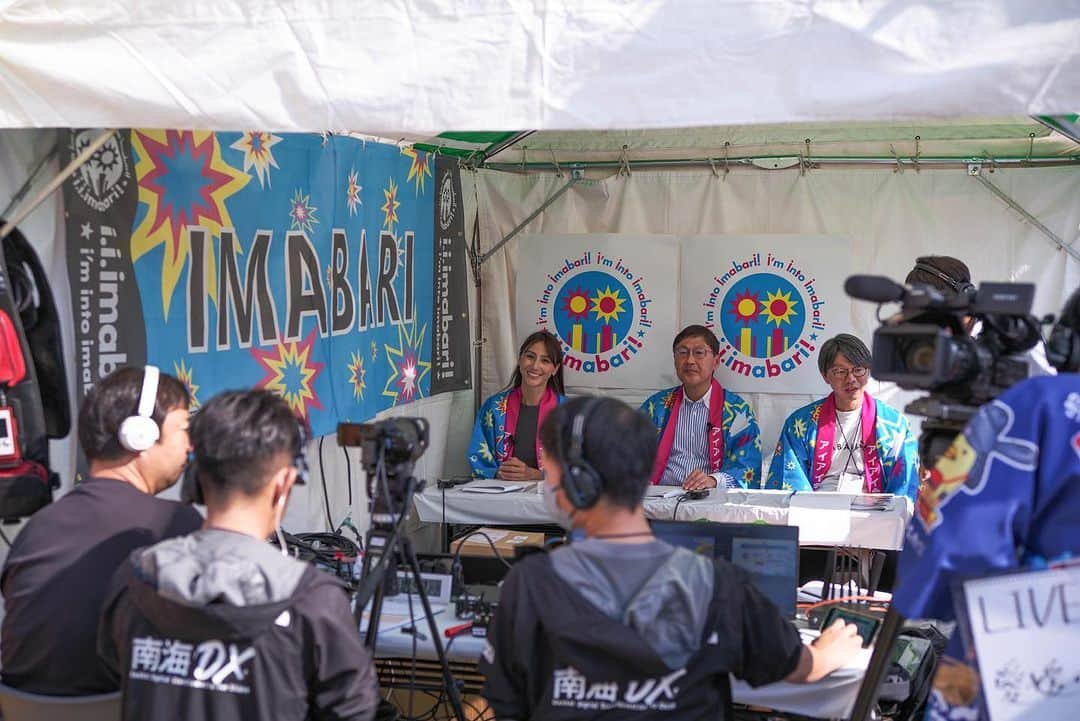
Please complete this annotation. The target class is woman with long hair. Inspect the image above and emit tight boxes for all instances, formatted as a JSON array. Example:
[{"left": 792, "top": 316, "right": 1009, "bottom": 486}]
[{"left": 467, "top": 330, "right": 567, "bottom": 479}]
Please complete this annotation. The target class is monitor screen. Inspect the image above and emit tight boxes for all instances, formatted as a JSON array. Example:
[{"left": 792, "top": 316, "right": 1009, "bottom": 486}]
[{"left": 649, "top": 520, "right": 799, "bottom": 618}]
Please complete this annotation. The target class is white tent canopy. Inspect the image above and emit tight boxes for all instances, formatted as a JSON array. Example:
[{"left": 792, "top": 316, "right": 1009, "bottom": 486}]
[
  {"left": 1, "top": 1, "right": 1078, "bottom": 134},
  {"left": 0, "top": 1, "right": 1078, "bottom": 540}
]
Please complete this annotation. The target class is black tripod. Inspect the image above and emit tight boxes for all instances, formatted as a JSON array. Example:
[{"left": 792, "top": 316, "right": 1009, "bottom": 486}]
[
  {"left": 353, "top": 477, "right": 467, "bottom": 721},
  {"left": 849, "top": 607, "right": 905, "bottom": 720}
]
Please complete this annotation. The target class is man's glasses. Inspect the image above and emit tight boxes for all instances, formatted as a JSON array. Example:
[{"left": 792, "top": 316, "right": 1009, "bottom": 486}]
[
  {"left": 674, "top": 347, "right": 713, "bottom": 360},
  {"left": 828, "top": 366, "right": 869, "bottom": 380}
]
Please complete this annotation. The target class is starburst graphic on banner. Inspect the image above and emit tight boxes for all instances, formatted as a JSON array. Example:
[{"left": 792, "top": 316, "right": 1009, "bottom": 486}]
[
  {"left": 173, "top": 359, "right": 200, "bottom": 409},
  {"left": 401, "top": 147, "right": 433, "bottom": 194},
  {"left": 382, "top": 315, "right": 431, "bottom": 406},
  {"left": 561, "top": 288, "right": 590, "bottom": 320},
  {"left": 729, "top": 288, "right": 762, "bottom": 326},
  {"left": 762, "top": 289, "right": 799, "bottom": 327},
  {"left": 347, "top": 351, "right": 367, "bottom": 400},
  {"left": 229, "top": 131, "right": 282, "bottom": 188},
  {"left": 381, "top": 177, "right": 401, "bottom": 231},
  {"left": 250, "top": 329, "right": 325, "bottom": 420},
  {"left": 288, "top": 188, "right": 319, "bottom": 234},
  {"left": 130, "top": 130, "right": 250, "bottom": 316},
  {"left": 590, "top": 286, "right": 627, "bottom": 324},
  {"left": 346, "top": 168, "right": 363, "bottom": 215}
]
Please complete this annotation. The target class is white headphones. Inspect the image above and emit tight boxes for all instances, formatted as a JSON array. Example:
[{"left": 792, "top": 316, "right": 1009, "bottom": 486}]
[{"left": 117, "top": 365, "right": 161, "bottom": 453}]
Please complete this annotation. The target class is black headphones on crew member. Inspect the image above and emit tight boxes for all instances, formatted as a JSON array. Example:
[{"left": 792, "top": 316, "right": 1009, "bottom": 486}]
[
  {"left": 912, "top": 261, "right": 976, "bottom": 298},
  {"left": 181, "top": 416, "right": 310, "bottom": 505},
  {"left": 558, "top": 397, "right": 604, "bottom": 510}
]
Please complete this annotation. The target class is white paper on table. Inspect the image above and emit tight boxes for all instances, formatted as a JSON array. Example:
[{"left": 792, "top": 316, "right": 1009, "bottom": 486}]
[
  {"left": 459, "top": 483, "right": 532, "bottom": 494},
  {"left": 462, "top": 529, "right": 511, "bottom": 543},
  {"left": 787, "top": 492, "right": 852, "bottom": 544},
  {"left": 850, "top": 493, "right": 894, "bottom": 511},
  {"left": 643, "top": 486, "right": 684, "bottom": 499}
]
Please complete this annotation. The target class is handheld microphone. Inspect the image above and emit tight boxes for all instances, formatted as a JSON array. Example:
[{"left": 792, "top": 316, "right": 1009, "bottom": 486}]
[{"left": 843, "top": 275, "right": 906, "bottom": 304}]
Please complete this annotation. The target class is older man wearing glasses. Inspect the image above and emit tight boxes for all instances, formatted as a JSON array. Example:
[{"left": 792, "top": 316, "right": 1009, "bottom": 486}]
[
  {"left": 640, "top": 325, "right": 763, "bottom": 490},
  {"left": 764, "top": 333, "right": 920, "bottom": 501}
]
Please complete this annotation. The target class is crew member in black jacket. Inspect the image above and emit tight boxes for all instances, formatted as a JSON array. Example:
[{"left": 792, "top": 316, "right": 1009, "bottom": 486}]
[
  {"left": 99, "top": 389, "right": 378, "bottom": 721},
  {"left": 2, "top": 366, "right": 202, "bottom": 695},
  {"left": 481, "top": 396, "right": 862, "bottom": 721}
]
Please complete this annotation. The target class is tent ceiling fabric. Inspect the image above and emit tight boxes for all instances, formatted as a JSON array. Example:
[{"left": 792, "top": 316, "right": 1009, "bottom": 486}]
[{"left": 0, "top": 1, "right": 1077, "bottom": 134}]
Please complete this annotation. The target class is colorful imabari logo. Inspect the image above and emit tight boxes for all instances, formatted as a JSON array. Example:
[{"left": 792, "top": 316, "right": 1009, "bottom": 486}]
[
  {"left": 702, "top": 252, "right": 827, "bottom": 379},
  {"left": 533, "top": 251, "right": 653, "bottom": 374}
]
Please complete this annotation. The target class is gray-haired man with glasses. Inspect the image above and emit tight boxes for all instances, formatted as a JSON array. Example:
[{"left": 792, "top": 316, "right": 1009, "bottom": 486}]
[{"left": 764, "top": 333, "right": 920, "bottom": 501}]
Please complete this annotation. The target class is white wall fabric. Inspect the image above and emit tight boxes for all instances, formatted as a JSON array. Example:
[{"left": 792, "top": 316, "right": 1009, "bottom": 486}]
[
  {"left": 1, "top": 1, "right": 1078, "bottom": 133},
  {"left": 475, "top": 166, "right": 1080, "bottom": 462},
  {"left": 286, "top": 388, "right": 478, "bottom": 538}
]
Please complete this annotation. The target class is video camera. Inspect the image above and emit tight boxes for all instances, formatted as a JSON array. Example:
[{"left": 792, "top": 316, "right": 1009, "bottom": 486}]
[
  {"left": 338, "top": 417, "right": 429, "bottom": 525},
  {"left": 338, "top": 416, "right": 467, "bottom": 720},
  {"left": 845, "top": 274, "right": 1041, "bottom": 466}
]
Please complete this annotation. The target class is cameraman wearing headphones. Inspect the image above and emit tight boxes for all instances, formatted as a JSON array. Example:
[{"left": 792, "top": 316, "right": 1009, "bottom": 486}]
[
  {"left": 1, "top": 366, "right": 201, "bottom": 695},
  {"left": 98, "top": 389, "right": 378, "bottom": 721},
  {"left": 481, "top": 396, "right": 862, "bottom": 721},
  {"left": 906, "top": 255, "right": 1056, "bottom": 378},
  {"left": 893, "top": 285, "right": 1080, "bottom": 719}
]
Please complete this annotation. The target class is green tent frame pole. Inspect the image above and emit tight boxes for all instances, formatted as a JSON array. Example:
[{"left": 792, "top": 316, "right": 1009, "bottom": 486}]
[
  {"left": 469, "top": 209, "right": 484, "bottom": 419},
  {"left": 969, "top": 164, "right": 1080, "bottom": 262},
  {"left": 476, "top": 172, "right": 581, "bottom": 266}
]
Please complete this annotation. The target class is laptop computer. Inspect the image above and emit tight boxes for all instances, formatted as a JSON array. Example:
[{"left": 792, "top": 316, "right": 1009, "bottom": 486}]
[{"left": 650, "top": 520, "right": 800, "bottom": 618}]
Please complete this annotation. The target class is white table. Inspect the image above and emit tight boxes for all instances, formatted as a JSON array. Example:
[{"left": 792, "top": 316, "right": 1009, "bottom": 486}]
[
  {"left": 372, "top": 603, "right": 872, "bottom": 720},
  {"left": 413, "top": 482, "right": 911, "bottom": 550}
]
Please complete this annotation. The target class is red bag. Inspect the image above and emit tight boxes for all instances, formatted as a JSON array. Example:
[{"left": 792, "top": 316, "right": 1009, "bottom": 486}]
[{"left": 0, "top": 309, "right": 26, "bottom": 387}]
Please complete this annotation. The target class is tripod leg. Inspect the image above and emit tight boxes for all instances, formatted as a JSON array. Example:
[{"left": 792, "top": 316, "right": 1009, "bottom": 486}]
[
  {"left": 364, "top": 581, "right": 387, "bottom": 650},
  {"left": 358, "top": 527, "right": 397, "bottom": 652},
  {"left": 868, "top": 550, "right": 886, "bottom": 596},
  {"left": 401, "top": 536, "right": 467, "bottom": 721},
  {"left": 849, "top": 607, "right": 905, "bottom": 720},
  {"left": 822, "top": 548, "right": 837, "bottom": 600}
]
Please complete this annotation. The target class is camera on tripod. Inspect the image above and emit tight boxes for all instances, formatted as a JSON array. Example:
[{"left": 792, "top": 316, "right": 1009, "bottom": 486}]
[
  {"left": 338, "top": 417, "right": 429, "bottom": 524},
  {"left": 845, "top": 274, "right": 1041, "bottom": 466},
  {"left": 338, "top": 416, "right": 469, "bottom": 721}
]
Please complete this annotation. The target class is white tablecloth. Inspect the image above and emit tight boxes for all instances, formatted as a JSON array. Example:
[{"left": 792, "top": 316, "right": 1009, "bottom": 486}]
[{"left": 413, "top": 483, "right": 910, "bottom": 550}]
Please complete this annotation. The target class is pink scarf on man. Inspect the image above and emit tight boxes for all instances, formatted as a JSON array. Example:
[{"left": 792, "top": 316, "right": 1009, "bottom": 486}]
[
  {"left": 649, "top": 379, "right": 726, "bottom": 485},
  {"left": 811, "top": 391, "right": 884, "bottom": 492}
]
